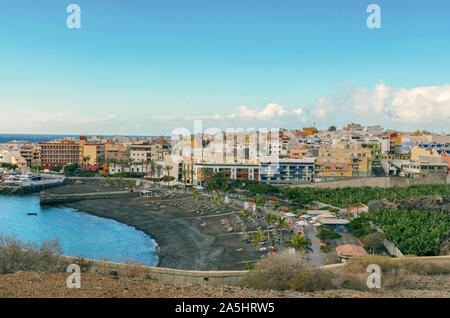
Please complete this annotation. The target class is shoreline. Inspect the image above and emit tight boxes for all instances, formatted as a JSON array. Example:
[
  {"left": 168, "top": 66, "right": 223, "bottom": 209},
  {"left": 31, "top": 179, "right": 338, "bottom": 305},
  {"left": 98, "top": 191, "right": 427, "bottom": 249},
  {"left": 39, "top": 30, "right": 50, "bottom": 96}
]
[{"left": 47, "top": 181, "right": 264, "bottom": 271}]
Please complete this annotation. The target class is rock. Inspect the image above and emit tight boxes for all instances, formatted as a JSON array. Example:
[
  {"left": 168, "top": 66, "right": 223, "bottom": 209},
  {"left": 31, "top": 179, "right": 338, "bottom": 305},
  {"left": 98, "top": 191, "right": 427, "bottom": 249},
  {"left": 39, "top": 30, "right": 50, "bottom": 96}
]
[
  {"left": 109, "top": 270, "right": 119, "bottom": 277},
  {"left": 367, "top": 199, "right": 398, "bottom": 211},
  {"left": 368, "top": 195, "right": 449, "bottom": 212}
]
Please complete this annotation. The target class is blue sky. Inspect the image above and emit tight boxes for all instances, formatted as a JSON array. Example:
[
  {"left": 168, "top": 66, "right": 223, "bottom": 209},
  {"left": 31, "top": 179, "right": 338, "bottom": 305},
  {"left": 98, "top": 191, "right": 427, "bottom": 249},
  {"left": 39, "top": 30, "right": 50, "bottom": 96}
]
[{"left": 1, "top": 0, "right": 450, "bottom": 135}]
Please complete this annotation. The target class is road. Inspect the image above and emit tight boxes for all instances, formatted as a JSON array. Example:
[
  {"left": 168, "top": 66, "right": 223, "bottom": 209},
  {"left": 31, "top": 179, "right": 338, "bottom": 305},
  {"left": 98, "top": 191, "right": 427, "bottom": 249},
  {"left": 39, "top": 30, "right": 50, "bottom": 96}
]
[
  {"left": 303, "top": 224, "right": 327, "bottom": 266},
  {"left": 200, "top": 191, "right": 330, "bottom": 265}
]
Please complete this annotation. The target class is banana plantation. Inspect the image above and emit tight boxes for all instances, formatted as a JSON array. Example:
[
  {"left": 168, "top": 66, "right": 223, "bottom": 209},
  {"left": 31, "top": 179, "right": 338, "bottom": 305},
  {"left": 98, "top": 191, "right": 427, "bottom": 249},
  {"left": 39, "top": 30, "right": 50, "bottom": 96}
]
[
  {"left": 280, "top": 184, "right": 450, "bottom": 207},
  {"left": 360, "top": 209, "right": 450, "bottom": 256}
]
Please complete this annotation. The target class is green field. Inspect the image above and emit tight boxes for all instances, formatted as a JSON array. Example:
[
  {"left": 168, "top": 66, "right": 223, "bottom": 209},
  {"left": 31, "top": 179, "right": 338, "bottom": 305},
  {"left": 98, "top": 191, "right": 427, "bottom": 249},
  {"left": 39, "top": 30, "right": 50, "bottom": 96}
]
[
  {"left": 361, "top": 209, "right": 450, "bottom": 256},
  {"left": 280, "top": 184, "right": 450, "bottom": 207}
]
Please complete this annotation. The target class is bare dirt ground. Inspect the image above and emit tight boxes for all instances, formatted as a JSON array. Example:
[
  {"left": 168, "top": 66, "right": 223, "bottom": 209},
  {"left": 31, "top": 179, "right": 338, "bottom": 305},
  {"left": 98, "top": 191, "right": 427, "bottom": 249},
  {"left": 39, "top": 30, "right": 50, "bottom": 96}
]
[{"left": 0, "top": 272, "right": 448, "bottom": 298}]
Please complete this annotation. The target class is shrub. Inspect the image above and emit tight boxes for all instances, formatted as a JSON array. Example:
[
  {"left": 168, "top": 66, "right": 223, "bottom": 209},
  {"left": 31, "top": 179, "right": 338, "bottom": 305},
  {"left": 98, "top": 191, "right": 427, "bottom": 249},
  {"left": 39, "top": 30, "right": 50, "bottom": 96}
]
[
  {"left": 337, "top": 255, "right": 450, "bottom": 290},
  {"left": 239, "top": 251, "right": 335, "bottom": 292},
  {"left": 72, "top": 256, "right": 93, "bottom": 273},
  {"left": 0, "top": 235, "right": 69, "bottom": 274},
  {"left": 317, "top": 231, "right": 342, "bottom": 240},
  {"left": 361, "top": 232, "right": 386, "bottom": 252}
]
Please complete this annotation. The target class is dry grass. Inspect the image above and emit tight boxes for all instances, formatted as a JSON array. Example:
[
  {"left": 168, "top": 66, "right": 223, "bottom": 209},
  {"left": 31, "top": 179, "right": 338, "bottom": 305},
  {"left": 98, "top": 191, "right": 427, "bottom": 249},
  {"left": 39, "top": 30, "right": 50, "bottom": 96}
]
[
  {"left": 239, "top": 253, "right": 450, "bottom": 293},
  {"left": 337, "top": 255, "right": 450, "bottom": 291},
  {"left": 239, "top": 251, "right": 334, "bottom": 292},
  {"left": 0, "top": 234, "right": 69, "bottom": 274}
]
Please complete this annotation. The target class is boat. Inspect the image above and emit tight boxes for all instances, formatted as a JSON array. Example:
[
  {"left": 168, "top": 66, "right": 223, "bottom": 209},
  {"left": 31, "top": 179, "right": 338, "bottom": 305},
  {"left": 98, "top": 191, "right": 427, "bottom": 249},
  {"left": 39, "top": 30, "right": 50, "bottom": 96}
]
[{"left": 27, "top": 212, "right": 38, "bottom": 216}]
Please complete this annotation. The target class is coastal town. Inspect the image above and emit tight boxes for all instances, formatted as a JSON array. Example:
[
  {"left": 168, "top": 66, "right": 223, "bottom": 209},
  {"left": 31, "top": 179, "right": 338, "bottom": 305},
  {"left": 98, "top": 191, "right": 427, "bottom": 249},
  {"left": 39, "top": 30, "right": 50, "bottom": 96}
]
[
  {"left": 1, "top": 124, "right": 449, "bottom": 274},
  {"left": 1, "top": 0, "right": 450, "bottom": 303},
  {"left": 1, "top": 123, "right": 449, "bottom": 187}
]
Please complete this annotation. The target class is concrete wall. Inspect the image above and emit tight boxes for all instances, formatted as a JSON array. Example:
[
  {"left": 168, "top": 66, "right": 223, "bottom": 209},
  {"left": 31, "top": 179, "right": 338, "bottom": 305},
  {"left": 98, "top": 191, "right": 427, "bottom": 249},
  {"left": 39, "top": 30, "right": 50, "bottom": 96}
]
[
  {"left": 65, "top": 257, "right": 248, "bottom": 287},
  {"left": 66, "top": 255, "right": 450, "bottom": 287},
  {"left": 371, "top": 223, "right": 404, "bottom": 258}
]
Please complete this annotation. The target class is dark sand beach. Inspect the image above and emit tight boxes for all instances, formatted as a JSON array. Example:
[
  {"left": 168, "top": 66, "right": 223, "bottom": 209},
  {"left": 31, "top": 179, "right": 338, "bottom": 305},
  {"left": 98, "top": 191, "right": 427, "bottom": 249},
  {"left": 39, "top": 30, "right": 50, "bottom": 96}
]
[{"left": 46, "top": 180, "right": 265, "bottom": 270}]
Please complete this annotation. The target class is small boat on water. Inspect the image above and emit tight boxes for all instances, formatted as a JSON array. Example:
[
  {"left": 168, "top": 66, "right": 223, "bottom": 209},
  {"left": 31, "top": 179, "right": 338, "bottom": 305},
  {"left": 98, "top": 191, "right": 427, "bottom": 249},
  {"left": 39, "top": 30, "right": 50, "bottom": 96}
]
[{"left": 27, "top": 212, "right": 38, "bottom": 216}]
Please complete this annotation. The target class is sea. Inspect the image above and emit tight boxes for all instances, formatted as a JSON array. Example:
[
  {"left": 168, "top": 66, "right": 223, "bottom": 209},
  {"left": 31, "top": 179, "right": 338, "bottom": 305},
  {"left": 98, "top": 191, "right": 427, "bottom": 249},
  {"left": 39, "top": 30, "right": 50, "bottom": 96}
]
[
  {"left": 0, "top": 194, "right": 159, "bottom": 266},
  {"left": 0, "top": 134, "right": 157, "bottom": 144}
]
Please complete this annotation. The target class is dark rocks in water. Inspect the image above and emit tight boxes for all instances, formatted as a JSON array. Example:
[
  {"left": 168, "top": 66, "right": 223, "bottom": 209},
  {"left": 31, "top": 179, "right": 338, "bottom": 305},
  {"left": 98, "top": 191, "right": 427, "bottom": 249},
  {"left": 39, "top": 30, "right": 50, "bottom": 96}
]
[{"left": 368, "top": 195, "right": 450, "bottom": 212}]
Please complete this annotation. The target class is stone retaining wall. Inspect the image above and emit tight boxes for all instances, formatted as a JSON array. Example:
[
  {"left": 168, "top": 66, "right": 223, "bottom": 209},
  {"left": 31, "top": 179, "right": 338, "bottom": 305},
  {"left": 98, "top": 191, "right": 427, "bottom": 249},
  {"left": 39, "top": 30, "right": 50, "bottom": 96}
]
[{"left": 64, "top": 255, "right": 450, "bottom": 287}]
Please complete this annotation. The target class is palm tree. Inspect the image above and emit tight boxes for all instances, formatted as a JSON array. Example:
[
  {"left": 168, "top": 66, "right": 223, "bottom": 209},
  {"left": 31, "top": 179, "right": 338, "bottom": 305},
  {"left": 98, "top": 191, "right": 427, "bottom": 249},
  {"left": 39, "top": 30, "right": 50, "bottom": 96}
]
[
  {"left": 119, "top": 158, "right": 127, "bottom": 174},
  {"left": 150, "top": 160, "right": 156, "bottom": 177},
  {"left": 164, "top": 165, "right": 173, "bottom": 186},
  {"left": 285, "top": 234, "right": 312, "bottom": 251},
  {"left": 110, "top": 158, "right": 119, "bottom": 174},
  {"left": 165, "top": 165, "right": 173, "bottom": 177},
  {"left": 254, "top": 196, "right": 264, "bottom": 212},
  {"left": 156, "top": 165, "right": 163, "bottom": 179},
  {"left": 104, "top": 157, "right": 111, "bottom": 175},
  {"left": 265, "top": 212, "right": 277, "bottom": 243},
  {"left": 277, "top": 216, "right": 289, "bottom": 245},
  {"left": 145, "top": 159, "right": 153, "bottom": 176},
  {"left": 82, "top": 155, "right": 91, "bottom": 170},
  {"left": 181, "top": 164, "right": 189, "bottom": 186},
  {"left": 95, "top": 157, "right": 104, "bottom": 175},
  {"left": 198, "top": 167, "right": 213, "bottom": 187}
]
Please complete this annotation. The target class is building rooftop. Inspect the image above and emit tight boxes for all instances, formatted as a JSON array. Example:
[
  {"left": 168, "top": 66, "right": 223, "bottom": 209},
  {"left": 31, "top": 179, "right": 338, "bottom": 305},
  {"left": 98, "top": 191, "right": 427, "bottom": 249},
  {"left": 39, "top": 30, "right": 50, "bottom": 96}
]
[
  {"left": 318, "top": 218, "right": 349, "bottom": 225},
  {"left": 336, "top": 244, "right": 367, "bottom": 258}
]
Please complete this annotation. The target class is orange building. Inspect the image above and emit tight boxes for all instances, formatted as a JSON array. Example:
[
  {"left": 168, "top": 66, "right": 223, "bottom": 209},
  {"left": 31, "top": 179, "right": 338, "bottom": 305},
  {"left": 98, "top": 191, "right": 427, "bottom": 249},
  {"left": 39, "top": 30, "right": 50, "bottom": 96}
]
[
  {"left": 290, "top": 148, "right": 309, "bottom": 159},
  {"left": 303, "top": 127, "right": 318, "bottom": 136},
  {"left": 442, "top": 155, "right": 450, "bottom": 174}
]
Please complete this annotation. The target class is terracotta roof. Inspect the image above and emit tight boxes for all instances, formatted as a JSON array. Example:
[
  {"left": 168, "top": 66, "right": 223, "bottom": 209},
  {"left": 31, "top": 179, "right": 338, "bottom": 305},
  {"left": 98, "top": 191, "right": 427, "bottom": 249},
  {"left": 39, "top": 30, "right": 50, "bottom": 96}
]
[{"left": 336, "top": 244, "right": 367, "bottom": 258}]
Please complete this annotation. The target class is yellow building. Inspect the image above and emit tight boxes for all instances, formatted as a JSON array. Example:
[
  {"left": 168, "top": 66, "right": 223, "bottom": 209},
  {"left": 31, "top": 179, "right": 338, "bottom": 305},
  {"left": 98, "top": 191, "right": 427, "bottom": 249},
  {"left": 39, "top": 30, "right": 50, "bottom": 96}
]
[
  {"left": 315, "top": 143, "right": 372, "bottom": 180},
  {"left": 80, "top": 142, "right": 105, "bottom": 165},
  {"left": 104, "top": 143, "right": 129, "bottom": 160},
  {"left": 410, "top": 145, "right": 441, "bottom": 162},
  {"left": 303, "top": 127, "right": 318, "bottom": 136}
]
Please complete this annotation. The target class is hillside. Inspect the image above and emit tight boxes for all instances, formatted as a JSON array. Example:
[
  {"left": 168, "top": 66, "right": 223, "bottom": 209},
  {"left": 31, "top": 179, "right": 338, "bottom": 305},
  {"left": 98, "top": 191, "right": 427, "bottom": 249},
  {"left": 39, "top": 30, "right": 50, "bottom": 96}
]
[{"left": 0, "top": 272, "right": 449, "bottom": 298}]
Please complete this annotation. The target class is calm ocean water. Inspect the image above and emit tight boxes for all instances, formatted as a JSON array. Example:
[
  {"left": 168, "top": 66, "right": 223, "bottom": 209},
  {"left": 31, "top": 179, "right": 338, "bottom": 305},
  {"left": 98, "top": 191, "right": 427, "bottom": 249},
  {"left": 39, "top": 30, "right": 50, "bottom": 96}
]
[
  {"left": 0, "top": 134, "right": 157, "bottom": 143},
  {"left": 0, "top": 194, "right": 159, "bottom": 266}
]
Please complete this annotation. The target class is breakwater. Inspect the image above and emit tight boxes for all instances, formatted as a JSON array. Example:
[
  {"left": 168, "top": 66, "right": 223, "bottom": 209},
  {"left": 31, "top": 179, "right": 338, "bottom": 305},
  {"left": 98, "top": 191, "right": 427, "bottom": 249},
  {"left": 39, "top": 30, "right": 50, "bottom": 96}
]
[
  {"left": 0, "top": 182, "right": 62, "bottom": 195},
  {"left": 40, "top": 190, "right": 139, "bottom": 205}
]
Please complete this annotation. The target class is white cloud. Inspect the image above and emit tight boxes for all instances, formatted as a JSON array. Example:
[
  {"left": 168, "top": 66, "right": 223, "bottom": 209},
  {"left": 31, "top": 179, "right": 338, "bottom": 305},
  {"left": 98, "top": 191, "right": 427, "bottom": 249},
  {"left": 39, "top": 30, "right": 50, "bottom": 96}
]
[
  {"left": 150, "top": 83, "right": 450, "bottom": 134},
  {"left": 307, "top": 82, "right": 450, "bottom": 130},
  {"left": 153, "top": 103, "right": 306, "bottom": 132},
  {"left": 1, "top": 110, "right": 118, "bottom": 134},
  {"left": 2, "top": 82, "right": 448, "bottom": 135}
]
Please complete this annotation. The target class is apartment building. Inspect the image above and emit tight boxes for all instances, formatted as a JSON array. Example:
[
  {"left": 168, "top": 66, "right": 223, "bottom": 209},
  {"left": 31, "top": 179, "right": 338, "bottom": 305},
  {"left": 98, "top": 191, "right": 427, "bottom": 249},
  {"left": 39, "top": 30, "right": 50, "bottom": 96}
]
[
  {"left": 38, "top": 140, "right": 82, "bottom": 168},
  {"left": 19, "top": 144, "right": 41, "bottom": 167},
  {"left": 104, "top": 143, "right": 129, "bottom": 160},
  {"left": 193, "top": 163, "right": 259, "bottom": 186},
  {"left": 129, "top": 144, "right": 161, "bottom": 163},
  {"left": 80, "top": 142, "right": 105, "bottom": 165},
  {"left": 315, "top": 142, "right": 372, "bottom": 181},
  {"left": 259, "top": 158, "right": 315, "bottom": 184},
  {"left": 401, "top": 158, "right": 448, "bottom": 179},
  {"left": 289, "top": 148, "right": 309, "bottom": 159},
  {"left": 411, "top": 143, "right": 450, "bottom": 175}
]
